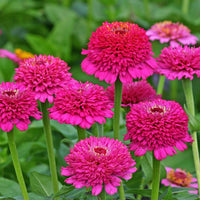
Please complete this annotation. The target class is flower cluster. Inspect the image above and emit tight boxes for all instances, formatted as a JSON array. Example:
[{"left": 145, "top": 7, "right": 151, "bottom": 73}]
[
  {"left": 49, "top": 81, "right": 114, "bottom": 129},
  {"left": 146, "top": 21, "right": 198, "bottom": 47},
  {"left": 14, "top": 55, "right": 72, "bottom": 103},
  {"left": 61, "top": 136, "right": 137, "bottom": 195},
  {"left": 161, "top": 167, "right": 198, "bottom": 194},
  {"left": 106, "top": 80, "right": 160, "bottom": 107},
  {"left": 82, "top": 21, "right": 157, "bottom": 84},
  {"left": 0, "top": 82, "right": 42, "bottom": 132},
  {"left": 125, "top": 99, "right": 193, "bottom": 160}
]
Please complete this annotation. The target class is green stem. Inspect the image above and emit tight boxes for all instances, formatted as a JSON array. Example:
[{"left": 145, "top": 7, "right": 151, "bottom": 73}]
[
  {"left": 151, "top": 153, "right": 160, "bottom": 200},
  {"left": 143, "top": 0, "right": 150, "bottom": 18},
  {"left": 41, "top": 102, "right": 59, "bottom": 195},
  {"left": 113, "top": 77, "right": 123, "bottom": 140},
  {"left": 119, "top": 182, "right": 125, "bottom": 200},
  {"left": 157, "top": 75, "right": 165, "bottom": 95},
  {"left": 182, "top": 79, "right": 200, "bottom": 194},
  {"left": 182, "top": 0, "right": 190, "bottom": 15},
  {"left": 97, "top": 123, "right": 104, "bottom": 137},
  {"left": 97, "top": 187, "right": 106, "bottom": 200},
  {"left": 7, "top": 130, "right": 29, "bottom": 200},
  {"left": 113, "top": 77, "right": 125, "bottom": 200},
  {"left": 76, "top": 126, "right": 86, "bottom": 141}
]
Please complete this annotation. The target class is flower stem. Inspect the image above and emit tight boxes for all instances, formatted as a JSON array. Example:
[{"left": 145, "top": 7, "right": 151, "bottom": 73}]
[
  {"left": 156, "top": 75, "right": 165, "bottom": 95},
  {"left": 7, "top": 130, "right": 29, "bottom": 200},
  {"left": 76, "top": 125, "right": 86, "bottom": 141},
  {"left": 119, "top": 182, "right": 126, "bottom": 200},
  {"left": 182, "top": 0, "right": 190, "bottom": 15},
  {"left": 151, "top": 153, "right": 160, "bottom": 200},
  {"left": 41, "top": 101, "right": 59, "bottom": 195},
  {"left": 97, "top": 187, "right": 106, "bottom": 200},
  {"left": 113, "top": 77, "right": 125, "bottom": 200},
  {"left": 182, "top": 79, "right": 200, "bottom": 194},
  {"left": 113, "top": 77, "right": 123, "bottom": 140},
  {"left": 97, "top": 123, "right": 104, "bottom": 137}
]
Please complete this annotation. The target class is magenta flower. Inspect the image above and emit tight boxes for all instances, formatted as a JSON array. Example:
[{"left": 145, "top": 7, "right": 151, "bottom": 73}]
[
  {"left": 61, "top": 136, "right": 137, "bottom": 195},
  {"left": 14, "top": 55, "right": 72, "bottom": 103},
  {"left": 146, "top": 21, "right": 198, "bottom": 47},
  {"left": 157, "top": 46, "right": 200, "bottom": 80},
  {"left": 161, "top": 167, "right": 198, "bottom": 194},
  {"left": 49, "top": 81, "right": 114, "bottom": 129},
  {"left": 0, "top": 82, "right": 42, "bottom": 132},
  {"left": 106, "top": 80, "right": 160, "bottom": 107},
  {"left": 81, "top": 21, "right": 157, "bottom": 84},
  {"left": 0, "top": 49, "right": 34, "bottom": 64},
  {"left": 0, "top": 49, "right": 21, "bottom": 63},
  {"left": 125, "top": 99, "right": 193, "bottom": 160}
]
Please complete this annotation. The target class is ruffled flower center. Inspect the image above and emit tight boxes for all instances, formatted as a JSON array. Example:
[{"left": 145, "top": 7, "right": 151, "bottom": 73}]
[
  {"left": 111, "top": 23, "right": 129, "bottom": 35},
  {"left": 94, "top": 147, "right": 107, "bottom": 155},
  {"left": 2, "top": 89, "right": 18, "bottom": 97},
  {"left": 167, "top": 169, "right": 192, "bottom": 187},
  {"left": 150, "top": 107, "right": 164, "bottom": 113}
]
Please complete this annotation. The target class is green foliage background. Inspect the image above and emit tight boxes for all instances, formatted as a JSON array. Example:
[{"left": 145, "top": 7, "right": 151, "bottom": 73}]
[{"left": 0, "top": 0, "right": 200, "bottom": 199}]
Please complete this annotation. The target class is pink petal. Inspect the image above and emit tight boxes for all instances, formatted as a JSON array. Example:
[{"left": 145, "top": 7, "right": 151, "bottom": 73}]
[
  {"left": 105, "top": 183, "right": 118, "bottom": 195},
  {"left": 92, "top": 184, "right": 103, "bottom": 196}
]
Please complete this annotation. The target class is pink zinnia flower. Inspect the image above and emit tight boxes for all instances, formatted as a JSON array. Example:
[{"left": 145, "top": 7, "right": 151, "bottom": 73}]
[
  {"left": 0, "top": 49, "right": 34, "bottom": 63},
  {"left": 161, "top": 167, "right": 198, "bottom": 194},
  {"left": 81, "top": 21, "right": 157, "bottom": 84},
  {"left": 0, "top": 82, "right": 42, "bottom": 132},
  {"left": 157, "top": 46, "right": 200, "bottom": 80},
  {"left": 13, "top": 55, "right": 72, "bottom": 103},
  {"left": 106, "top": 80, "right": 160, "bottom": 107},
  {"left": 146, "top": 21, "right": 198, "bottom": 47},
  {"left": 125, "top": 99, "right": 193, "bottom": 160},
  {"left": 49, "top": 81, "right": 114, "bottom": 129},
  {"left": 61, "top": 136, "right": 137, "bottom": 195}
]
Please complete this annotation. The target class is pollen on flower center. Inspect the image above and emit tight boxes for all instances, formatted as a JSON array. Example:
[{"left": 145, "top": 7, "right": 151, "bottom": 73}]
[
  {"left": 167, "top": 169, "right": 192, "bottom": 187},
  {"left": 94, "top": 147, "right": 107, "bottom": 155},
  {"left": 174, "top": 171, "right": 187, "bottom": 179},
  {"left": 150, "top": 107, "right": 164, "bottom": 113},
  {"left": 2, "top": 89, "right": 18, "bottom": 97}
]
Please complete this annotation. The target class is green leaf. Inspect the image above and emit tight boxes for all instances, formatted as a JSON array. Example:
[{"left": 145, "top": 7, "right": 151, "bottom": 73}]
[
  {"left": 125, "top": 189, "right": 152, "bottom": 197},
  {"left": 184, "top": 105, "right": 200, "bottom": 132},
  {"left": 53, "top": 185, "right": 75, "bottom": 198},
  {"left": 30, "top": 171, "right": 54, "bottom": 197},
  {"left": 44, "top": 4, "right": 76, "bottom": 24},
  {"left": 0, "top": 178, "right": 21, "bottom": 198},
  {"left": 47, "top": 17, "right": 76, "bottom": 60},
  {"left": 141, "top": 152, "right": 153, "bottom": 184},
  {"left": 50, "top": 120, "right": 77, "bottom": 140},
  {"left": 163, "top": 185, "right": 172, "bottom": 200},
  {"left": 26, "top": 34, "right": 55, "bottom": 55}
]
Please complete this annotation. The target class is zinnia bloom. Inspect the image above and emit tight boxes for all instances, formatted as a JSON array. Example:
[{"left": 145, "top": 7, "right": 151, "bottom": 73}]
[
  {"left": 146, "top": 21, "right": 198, "bottom": 47},
  {"left": 157, "top": 46, "right": 200, "bottom": 80},
  {"left": 161, "top": 167, "right": 198, "bottom": 194},
  {"left": 0, "top": 82, "right": 42, "bottom": 132},
  {"left": 125, "top": 99, "right": 193, "bottom": 160},
  {"left": 49, "top": 81, "right": 114, "bottom": 129},
  {"left": 61, "top": 136, "right": 137, "bottom": 195},
  {"left": 106, "top": 80, "right": 160, "bottom": 107},
  {"left": 0, "top": 48, "right": 34, "bottom": 63},
  {"left": 81, "top": 21, "right": 157, "bottom": 84},
  {"left": 14, "top": 54, "right": 72, "bottom": 103}
]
